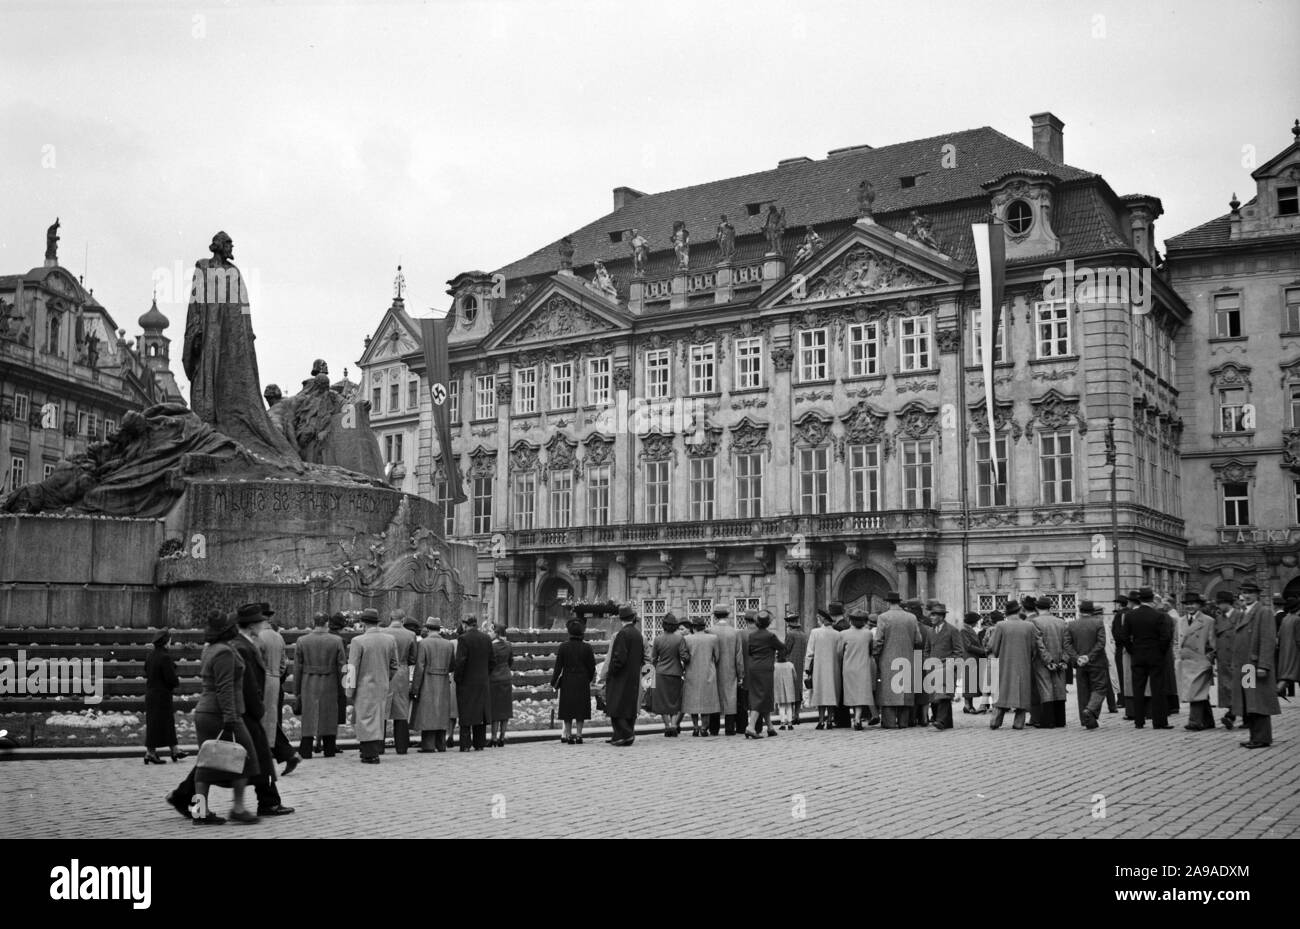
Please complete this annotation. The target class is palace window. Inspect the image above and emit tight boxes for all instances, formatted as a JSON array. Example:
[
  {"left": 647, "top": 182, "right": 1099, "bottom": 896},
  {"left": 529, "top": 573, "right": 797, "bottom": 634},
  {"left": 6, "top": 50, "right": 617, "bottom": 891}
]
[
  {"left": 1039, "top": 431, "right": 1074, "bottom": 504},
  {"left": 514, "top": 367, "right": 538, "bottom": 415},
  {"left": 549, "top": 470, "right": 573, "bottom": 529},
  {"left": 1285, "top": 288, "right": 1300, "bottom": 333},
  {"left": 45, "top": 312, "right": 62, "bottom": 356},
  {"left": 384, "top": 433, "right": 404, "bottom": 464},
  {"left": 736, "top": 596, "right": 763, "bottom": 616},
  {"left": 1042, "top": 592, "right": 1079, "bottom": 620},
  {"left": 1135, "top": 429, "right": 1148, "bottom": 505},
  {"left": 13, "top": 393, "right": 29, "bottom": 422},
  {"left": 799, "top": 446, "right": 829, "bottom": 514},
  {"left": 408, "top": 379, "right": 419, "bottom": 410},
  {"left": 474, "top": 374, "right": 495, "bottom": 420},
  {"left": 735, "top": 452, "right": 763, "bottom": 518},
  {"left": 389, "top": 380, "right": 400, "bottom": 412},
  {"left": 550, "top": 362, "right": 574, "bottom": 410},
  {"left": 460, "top": 294, "right": 478, "bottom": 325},
  {"left": 798, "top": 328, "right": 828, "bottom": 382},
  {"left": 1005, "top": 200, "right": 1033, "bottom": 235},
  {"left": 899, "top": 316, "right": 931, "bottom": 371},
  {"left": 587, "top": 464, "right": 611, "bottom": 526},
  {"left": 587, "top": 356, "right": 612, "bottom": 406},
  {"left": 87, "top": 413, "right": 98, "bottom": 437},
  {"left": 687, "top": 598, "right": 714, "bottom": 627},
  {"left": 8, "top": 456, "right": 25, "bottom": 491},
  {"left": 645, "top": 349, "right": 671, "bottom": 400},
  {"left": 848, "top": 444, "right": 881, "bottom": 512},
  {"left": 77, "top": 410, "right": 88, "bottom": 436},
  {"left": 435, "top": 479, "right": 456, "bottom": 536},
  {"left": 969, "top": 307, "right": 1006, "bottom": 365},
  {"left": 975, "top": 435, "right": 1009, "bottom": 507},
  {"left": 371, "top": 384, "right": 382, "bottom": 414},
  {"left": 512, "top": 472, "right": 537, "bottom": 530},
  {"left": 900, "top": 439, "right": 933, "bottom": 509},
  {"left": 1219, "top": 387, "right": 1251, "bottom": 433},
  {"left": 1213, "top": 293, "right": 1242, "bottom": 338},
  {"left": 448, "top": 380, "right": 460, "bottom": 423},
  {"left": 1222, "top": 481, "right": 1251, "bottom": 527},
  {"left": 1035, "top": 301, "right": 1072, "bottom": 358},
  {"left": 1279, "top": 185, "right": 1299, "bottom": 217},
  {"left": 689, "top": 343, "right": 716, "bottom": 395},
  {"left": 847, "top": 322, "right": 880, "bottom": 377},
  {"left": 689, "top": 457, "right": 715, "bottom": 521},
  {"left": 1148, "top": 434, "right": 1160, "bottom": 507},
  {"left": 472, "top": 477, "right": 493, "bottom": 534},
  {"left": 644, "top": 459, "right": 670, "bottom": 523},
  {"left": 641, "top": 599, "right": 667, "bottom": 644},
  {"left": 976, "top": 593, "right": 1009, "bottom": 622},
  {"left": 734, "top": 337, "right": 764, "bottom": 390}
]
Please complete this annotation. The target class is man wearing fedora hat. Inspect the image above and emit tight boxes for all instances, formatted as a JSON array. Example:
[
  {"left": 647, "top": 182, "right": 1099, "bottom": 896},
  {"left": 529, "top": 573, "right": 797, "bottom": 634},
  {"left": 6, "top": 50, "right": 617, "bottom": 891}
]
[
  {"left": 782, "top": 610, "right": 808, "bottom": 724},
  {"left": 1028, "top": 596, "right": 1069, "bottom": 729},
  {"left": 381, "top": 609, "right": 418, "bottom": 754},
  {"left": 255, "top": 609, "right": 302, "bottom": 775},
  {"left": 1212, "top": 590, "right": 1239, "bottom": 729},
  {"left": 454, "top": 614, "right": 494, "bottom": 751},
  {"left": 1115, "top": 588, "right": 1173, "bottom": 730},
  {"left": 682, "top": 615, "right": 721, "bottom": 736},
  {"left": 327, "top": 612, "right": 351, "bottom": 747},
  {"left": 1064, "top": 601, "right": 1110, "bottom": 729},
  {"left": 707, "top": 606, "right": 744, "bottom": 736},
  {"left": 230, "top": 603, "right": 294, "bottom": 815},
  {"left": 924, "top": 603, "right": 964, "bottom": 731},
  {"left": 295, "top": 612, "right": 347, "bottom": 758},
  {"left": 871, "top": 590, "right": 921, "bottom": 729},
  {"left": 1228, "top": 581, "right": 1280, "bottom": 748},
  {"left": 605, "top": 604, "right": 646, "bottom": 746},
  {"left": 347, "top": 608, "right": 399, "bottom": 762},
  {"left": 1176, "top": 592, "right": 1217, "bottom": 731},
  {"left": 986, "top": 599, "right": 1041, "bottom": 730},
  {"left": 839, "top": 610, "right": 875, "bottom": 730}
]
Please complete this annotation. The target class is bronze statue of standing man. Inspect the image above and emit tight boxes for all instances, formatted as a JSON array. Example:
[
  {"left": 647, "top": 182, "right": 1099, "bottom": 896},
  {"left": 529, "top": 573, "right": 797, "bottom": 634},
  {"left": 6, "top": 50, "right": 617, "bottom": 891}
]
[{"left": 183, "top": 232, "right": 300, "bottom": 462}]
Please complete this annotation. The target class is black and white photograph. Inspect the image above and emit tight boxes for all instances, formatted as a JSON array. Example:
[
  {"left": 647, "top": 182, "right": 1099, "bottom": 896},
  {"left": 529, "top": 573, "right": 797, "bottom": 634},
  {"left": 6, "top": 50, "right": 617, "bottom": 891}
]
[{"left": 0, "top": 0, "right": 1297, "bottom": 894}]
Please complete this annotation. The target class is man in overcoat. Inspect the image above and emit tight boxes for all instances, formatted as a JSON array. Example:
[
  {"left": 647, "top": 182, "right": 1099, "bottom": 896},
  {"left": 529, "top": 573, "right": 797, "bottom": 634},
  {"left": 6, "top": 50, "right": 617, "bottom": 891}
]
[
  {"left": 1029, "top": 596, "right": 1069, "bottom": 728},
  {"left": 1176, "top": 592, "right": 1216, "bottom": 731},
  {"left": 805, "top": 607, "right": 844, "bottom": 728},
  {"left": 1230, "top": 582, "right": 1281, "bottom": 748},
  {"left": 411, "top": 621, "right": 456, "bottom": 751},
  {"left": 233, "top": 603, "right": 295, "bottom": 814},
  {"left": 605, "top": 604, "right": 646, "bottom": 746},
  {"left": 347, "top": 608, "right": 399, "bottom": 762},
  {"left": 708, "top": 607, "right": 744, "bottom": 736},
  {"left": 257, "top": 613, "right": 301, "bottom": 774},
  {"left": 986, "top": 600, "right": 1045, "bottom": 730},
  {"left": 924, "top": 604, "right": 964, "bottom": 730},
  {"left": 1212, "top": 589, "right": 1238, "bottom": 729},
  {"left": 682, "top": 616, "right": 721, "bottom": 735},
  {"left": 871, "top": 590, "right": 922, "bottom": 729},
  {"left": 782, "top": 611, "right": 808, "bottom": 724},
  {"left": 839, "top": 611, "right": 875, "bottom": 729},
  {"left": 453, "top": 615, "right": 495, "bottom": 751},
  {"left": 1116, "top": 587, "right": 1173, "bottom": 730},
  {"left": 327, "top": 612, "right": 351, "bottom": 748},
  {"left": 1111, "top": 595, "right": 1132, "bottom": 718},
  {"left": 1277, "top": 602, "right": 1300, "bottom": 699},
  {"left": 1064, "top": 600, "right": 1109, "bottom": 729},
  {"left": 295, "top": 611, "right": 347, "bottom": 757},
  {"left": 381, "top": 610, "right": 418, "bottom": 754}
]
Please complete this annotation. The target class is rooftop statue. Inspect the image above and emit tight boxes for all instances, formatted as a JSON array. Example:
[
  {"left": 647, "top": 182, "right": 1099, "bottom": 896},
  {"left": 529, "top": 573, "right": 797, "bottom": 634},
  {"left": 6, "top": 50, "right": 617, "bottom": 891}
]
[
  {"left": 794, "top": 226, "right": 824, "bottom": 264},
  {"left": 762, "top": 204, "right": 786, "bottom": 256},
  {"left": 45, "top": 217, "right": 60, "bottom": 262},
  {"left": 671, "top": 220, "right": 690, "bottom": 271},
  {"left": 627, "top": 229, "right": 650, "bottom": 279},
  {"left": 715, "top": 214, "right": 736, "bottom": 263}
]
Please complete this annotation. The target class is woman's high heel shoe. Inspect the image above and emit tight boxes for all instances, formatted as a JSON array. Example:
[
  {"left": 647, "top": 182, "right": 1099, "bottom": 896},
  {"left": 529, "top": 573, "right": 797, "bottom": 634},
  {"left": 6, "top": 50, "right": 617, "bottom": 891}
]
[
  {"left": 144, "top": 753, "right": 164, "bottom": 765},
  {"left": 170, "top": 750, "right": 188, "bottom": 762}
]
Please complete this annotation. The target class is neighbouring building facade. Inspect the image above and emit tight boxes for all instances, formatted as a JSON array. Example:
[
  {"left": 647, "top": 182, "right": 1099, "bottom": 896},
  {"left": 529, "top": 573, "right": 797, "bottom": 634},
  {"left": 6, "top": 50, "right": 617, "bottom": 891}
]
[
  {"left": 1166, "top": 120, "right": 1300, "bottom": 601},
  {"left": 385, "top": 114, "right": 1192, "bottom": 634},
  {"left": 1, "top": 223, "right": 184, "bottom": 497},
  {"left": 356, "top": 280, "right": 424, "bottom": 498}
]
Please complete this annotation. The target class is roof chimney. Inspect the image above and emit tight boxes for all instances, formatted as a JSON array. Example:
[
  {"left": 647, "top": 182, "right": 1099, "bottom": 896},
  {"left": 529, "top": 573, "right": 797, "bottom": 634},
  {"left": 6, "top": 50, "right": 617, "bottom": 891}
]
[
  {"left": 1030, "top": 112, "right": 1064, "bottom": 164},
  {"left": 827, "top": 143, "right": 873, "bottom": 159},
  {"left": 613, "top": 186, "right": 646, "bottom": 210},
  {"left": 777, "top": 156, "right": 813, "bottom": 168}
]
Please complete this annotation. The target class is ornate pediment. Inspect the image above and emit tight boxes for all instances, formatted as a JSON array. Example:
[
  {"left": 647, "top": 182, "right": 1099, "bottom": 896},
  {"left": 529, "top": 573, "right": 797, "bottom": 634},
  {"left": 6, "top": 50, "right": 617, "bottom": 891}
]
[
  {"left": 683, "top": 426, "right": 723, "bottom": 459},
  {"left": 509, "top": 440, "right": 540, "bottom": 472},
  {"left": 468, "top": 446, "right": 497, "bottom": 479},
  {"left": 545, "top": 433, "right": 578, "bottom": 471},
  {"left": 1027, "top": 389, "right": 1086, "bottom": 436},
  {"left": 840, "top": 401, "right": 888, "bottom": 445},
  {"left": 1211, "top": 457, "right": 1256, "bottom": 484},
  {"left": 509, "top": 294, "right": 616, "bottom": 344},
  {"left": 640, "top": 431, "right": 676, "bottom": 462},
  {"left": 969, "top": 400, "right": 1023, "bottom": 441},
  {"left": 792, "top": 410, "right": 834, "bottom": 447},
  {"left": 730, "top": 417, "right": 770, "bottom": 454},
  {"left": 782, "top": 242, "right": 944, "bottom": 304},
  {"left": 1209, "top": 362, "right": 1252, "bottom": 392},
  {"left": 583, "top": 433, "right": 616, "bottom": 466},
  {"left": 895, "top": 400, "right": 939, "bottom": 440}
]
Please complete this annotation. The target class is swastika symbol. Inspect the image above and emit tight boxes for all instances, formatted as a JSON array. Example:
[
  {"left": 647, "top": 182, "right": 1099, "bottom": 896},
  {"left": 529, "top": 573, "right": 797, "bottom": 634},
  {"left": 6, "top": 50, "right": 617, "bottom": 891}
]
[{"left": 432, "top": 383, "right": 447, "bottom": 405}]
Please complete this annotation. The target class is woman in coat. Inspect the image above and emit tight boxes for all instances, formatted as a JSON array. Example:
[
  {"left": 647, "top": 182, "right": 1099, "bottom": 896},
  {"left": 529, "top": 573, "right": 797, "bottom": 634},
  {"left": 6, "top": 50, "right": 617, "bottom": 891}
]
[
  {"left": 191, "top": 610, "right": 258, "bottom": 824},
  {"left": 805, "top": 612, "right": 844, "bottom": 728},
  {"left": 743, "top": 611, "right": 787, "bottom": 738},
  {"left": 550, "top": 619, "right": 596, "bottom": 744},
  {"left": 411, "top": 625, "right": 456, "bottom": 751},
  {"left": 144, "top": 628, "right": 185, "bottom": 764},
  {"left": 839, "top": 612, "right": 876, "bottom": 729},
  {"left": 1177, "top": 592, "right": 1216, "bottom": 731},
  {"left": 488, "top": 624, "right": 514, "bottom": 747},
  {"left": 682, "top": 617, "right": 721, "bottom": 735}
]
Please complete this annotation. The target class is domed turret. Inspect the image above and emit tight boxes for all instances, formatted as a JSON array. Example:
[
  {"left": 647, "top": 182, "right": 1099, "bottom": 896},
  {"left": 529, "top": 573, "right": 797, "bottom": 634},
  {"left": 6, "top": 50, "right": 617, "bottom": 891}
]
[{"left": 138, "top": 296, "right": 170, "bottom": 331}]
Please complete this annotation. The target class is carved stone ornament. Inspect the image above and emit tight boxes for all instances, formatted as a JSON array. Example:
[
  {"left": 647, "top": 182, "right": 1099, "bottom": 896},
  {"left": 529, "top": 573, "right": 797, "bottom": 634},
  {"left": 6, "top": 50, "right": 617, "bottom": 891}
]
[
  {"left": 612, "top": 366, "right": 633, "bottom": 391},
  {"left": 934, "top": 328, "right": 960, "bottom": 354},
  {"left": 640, "top": 432, "right": 676, "bottom": 462},
  {"left": 1211, "top": 458, "right": 1256, "bottom": 484},
  {"left": 895, "top": 401, "right": 938, "bottom": 440},
  {"left": 545, "top": 433, "right": 579, "bottom": 470},
  {"left": 468, "top": 446, "right": 497, "bottom": 479},
  {"left": 793, "top": 412, "right": 834, "bottom": 447},
  {"left": 730, "top": 417, "right": 770, "bottom": 454},
  {"left": 583, "top": 433, "right": 616, "bottom": 467},
  {"left": 1028, "top": 389, "right": 1086, "bottom": 436},
  {"left": 683, "top": 426, "right": 723, "bottom": 459},
  {"left": 1208, "top": 362, "right": 1252, "bottom": 392},
  {"left": 644, "top": 332, "right": 671, "bottom": 351},
  {"left": 509, "top": 441, "right": 540, "bottom": 472},
  {"left": 510, "top": 294, "right": 613, "bottom": 345},
  {"left": 840, "top": 401, "right": 888, "bottom": 445},
  {"left": 1032, "top": 508, "right": 1084, "bottom": 526},
  {"left": 969, "top": 400, "right": 1023, "bottom": 441},
  {"left": 790, "top": 243, "right": 942, "bottom": 302},
  {"left": 771, "top": 345, "right": 794, "bottom": 373},
  {"left": 1282, "top": 430, "right": 1300, "bottom": 471},
  {"left": 730, "top": 319, "right": 769, "bottom": 342},
  {"left": 496, "top": 378, "right": 513, "bottom": 405}
]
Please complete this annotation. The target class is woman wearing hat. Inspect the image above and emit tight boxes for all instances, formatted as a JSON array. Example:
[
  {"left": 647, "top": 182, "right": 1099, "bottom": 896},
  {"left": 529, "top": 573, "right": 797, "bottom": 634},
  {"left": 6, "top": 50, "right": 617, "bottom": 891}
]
[
  {"left": 743, "top": 611, "right": 787, "bottom": 738},
  {"left": 551, "top": 619, "right": 596, "bottom": 744},
  {"left": 144, "top": 628, "right": 186, "bottom": 764},
  {"left": 488, "top": 623, "right": 514, "bottom": 748},
  {"left": 191, "top": 609, "right": 259, "bottom": 824}
]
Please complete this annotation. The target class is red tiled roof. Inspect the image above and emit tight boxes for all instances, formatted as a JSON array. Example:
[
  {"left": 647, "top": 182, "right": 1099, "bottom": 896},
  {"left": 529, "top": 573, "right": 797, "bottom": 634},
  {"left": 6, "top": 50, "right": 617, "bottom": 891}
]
[{"left": 493, "top": 126, "right": 1101, "bottom": 282}]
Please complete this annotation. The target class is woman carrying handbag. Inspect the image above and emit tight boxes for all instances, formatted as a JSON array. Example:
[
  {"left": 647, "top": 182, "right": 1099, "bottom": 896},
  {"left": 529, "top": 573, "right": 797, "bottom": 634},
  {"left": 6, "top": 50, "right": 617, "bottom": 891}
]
[{"left": 190, "top": 609, "right": 260, "bottom": 825}]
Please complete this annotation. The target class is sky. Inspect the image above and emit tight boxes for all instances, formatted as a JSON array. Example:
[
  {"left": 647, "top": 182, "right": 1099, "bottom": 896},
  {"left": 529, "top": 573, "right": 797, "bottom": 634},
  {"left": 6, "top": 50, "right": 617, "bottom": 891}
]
[{"left": 2, "top": 0, "right": 1297, "bottom": 401}]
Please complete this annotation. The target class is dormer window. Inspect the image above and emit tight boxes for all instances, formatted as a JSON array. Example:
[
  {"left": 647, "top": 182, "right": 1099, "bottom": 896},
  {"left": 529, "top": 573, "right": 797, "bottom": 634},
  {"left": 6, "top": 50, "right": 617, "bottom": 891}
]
[
  {"left": 1279, "top": 185, "right": 1299, "bottom": 217},
  {"left": 746, "top": 203, "right": 763, "bottom": 217},
  {"left": 608, "top": 230, "right": 624, "bottom": 243},
  {"left": 900, "top": 175, "right": 917, "bottom": 189},
  {"left": 1005, "top": 200, "right": 1034, "bottom": 235},
  {"left": 460, "top": 295, "right": 478, "bottom": 326}
]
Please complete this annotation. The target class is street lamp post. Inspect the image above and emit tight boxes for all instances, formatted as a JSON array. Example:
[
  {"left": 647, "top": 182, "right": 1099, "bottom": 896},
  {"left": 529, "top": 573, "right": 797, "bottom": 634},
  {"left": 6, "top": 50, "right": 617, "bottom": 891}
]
[{"left": 1105, "top": 417, "right": 1120, "bottom": 597}]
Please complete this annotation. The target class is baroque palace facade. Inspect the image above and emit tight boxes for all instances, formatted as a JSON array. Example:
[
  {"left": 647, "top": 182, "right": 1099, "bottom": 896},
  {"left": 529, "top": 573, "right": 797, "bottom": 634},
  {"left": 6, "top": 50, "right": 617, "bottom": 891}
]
[
  {"left": 1, "top": 223, "right": 183, "bottom": 497},
  {"left": 1166, "top": 121, "right": 1300, "bottom": 601},
  {"left": 364, "top": 113, "right": 1191, "bottom": 634}
]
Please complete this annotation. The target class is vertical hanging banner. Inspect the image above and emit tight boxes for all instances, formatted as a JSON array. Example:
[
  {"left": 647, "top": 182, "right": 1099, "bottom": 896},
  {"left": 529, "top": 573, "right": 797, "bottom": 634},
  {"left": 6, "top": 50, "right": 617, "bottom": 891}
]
[
  {"left": 972, "top": 221, "right": 1006, "bottom": 482},
  {"left": 419, "top": 316, "right": 467, "bottom": 504}
]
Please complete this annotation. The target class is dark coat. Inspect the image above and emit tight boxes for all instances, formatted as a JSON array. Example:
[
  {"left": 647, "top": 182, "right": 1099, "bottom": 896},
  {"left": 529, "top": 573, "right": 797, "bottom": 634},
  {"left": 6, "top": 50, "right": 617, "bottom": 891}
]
[
  {"left": 1213, "top": 608, "right": 1237, "bottom": 709},
  {"left": 1118, "top": 604, "right": 1171, "bottom": 664},
  {"left": 144, "top": 645, "right": 179, "bottom": 749},
  {"left": 231, "top": 633, "right": 266, "bottom": 723},
  {"left": 744, "top": 628, "right": 787, "bottom": 714},
  {"left": 453, "top": 627, "right": 495, "bottom": 725},
  {"left": 551, "top": 636, "right": 596, "bottom": 721},
  {"left": 295, "top": 627, "right": 346, "bottom": 738},
  {"left": 604, "top": 622, "right": 645, "bottom": 719},
  {"left": 925, "top": 621, "right": 966, "bottom": 697},
  {"left": 1229, "top": 601, "right": 1281, "bottom": 717},
  {"left": 783, "top": 628, "right": 808, "bottom": 694}
]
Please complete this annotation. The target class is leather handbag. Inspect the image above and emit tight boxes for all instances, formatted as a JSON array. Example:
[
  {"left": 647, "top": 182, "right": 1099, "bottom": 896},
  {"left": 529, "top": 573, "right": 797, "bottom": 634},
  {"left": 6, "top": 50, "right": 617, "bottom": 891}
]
[{"left": 196, "top": 729, "right": 247, "bottom": 775}]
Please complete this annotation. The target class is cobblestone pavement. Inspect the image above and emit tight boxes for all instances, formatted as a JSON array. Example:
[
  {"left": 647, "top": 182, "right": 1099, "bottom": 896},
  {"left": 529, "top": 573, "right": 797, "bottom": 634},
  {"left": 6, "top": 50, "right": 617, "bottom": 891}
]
[{"left": 2, "top": 702, "right": 1296, "bottom": 839}]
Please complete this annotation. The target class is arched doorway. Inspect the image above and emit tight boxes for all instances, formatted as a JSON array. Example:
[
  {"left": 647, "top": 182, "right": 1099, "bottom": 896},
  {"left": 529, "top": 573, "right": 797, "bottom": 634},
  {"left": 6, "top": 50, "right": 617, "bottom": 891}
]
[
  {"left": 1283, "top": 576, "right": 1300, "bottom": 602},
  {"left": 534, "top": 576, "right": 574, "bottom": 630},
  {"left": 838, "top": 567, "right": 892, "bottom": 616}
]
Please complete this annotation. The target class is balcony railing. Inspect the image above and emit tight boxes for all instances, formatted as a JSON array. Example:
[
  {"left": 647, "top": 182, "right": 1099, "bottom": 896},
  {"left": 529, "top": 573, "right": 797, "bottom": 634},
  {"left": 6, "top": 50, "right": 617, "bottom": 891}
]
[{"left": 500, "top": 509, "right": 937, "bottom": 552}]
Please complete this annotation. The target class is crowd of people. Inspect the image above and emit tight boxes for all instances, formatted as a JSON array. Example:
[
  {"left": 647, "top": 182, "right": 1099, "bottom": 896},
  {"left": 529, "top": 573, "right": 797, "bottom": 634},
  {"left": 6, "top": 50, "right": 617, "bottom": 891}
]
[{"left": 148, "top": 581, "right": 1298, "bottom": 825}]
